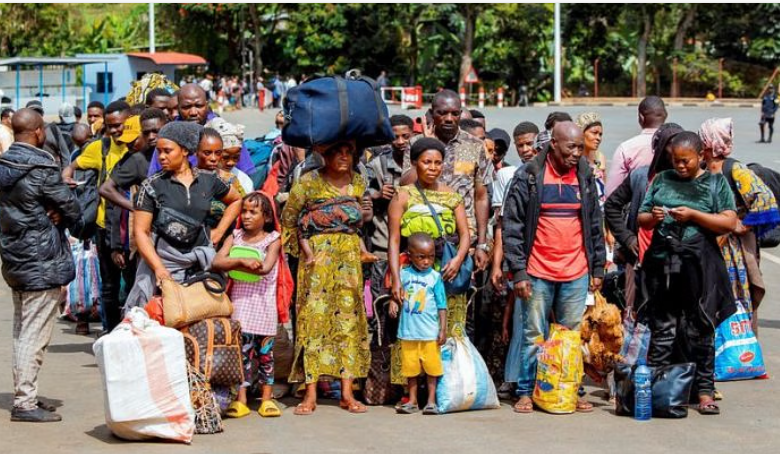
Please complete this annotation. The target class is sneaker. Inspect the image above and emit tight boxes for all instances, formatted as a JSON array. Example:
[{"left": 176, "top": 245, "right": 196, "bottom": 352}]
[
  {"left": 497, "top": 382, "right": 513, "bottom": 400},
  {"left": 10, "top": 407, "right": 62, "bottom": 423}
]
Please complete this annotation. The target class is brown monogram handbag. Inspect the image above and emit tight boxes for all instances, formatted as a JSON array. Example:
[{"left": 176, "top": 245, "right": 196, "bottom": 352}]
[
  {"left": 160, "top": 273, "right": 233, "bottom": 329},
  {"left": 181, "top": 318, "right": 245, "bottom": 387}
]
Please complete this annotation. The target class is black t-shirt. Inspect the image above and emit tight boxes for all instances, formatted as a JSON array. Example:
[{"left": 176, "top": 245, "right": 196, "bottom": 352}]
[
  {"left": 111, "top": 148, "right": 155, "bottom": 190},
  {"left": 136, "top": 167, "right": 231, "bottom": 248}
]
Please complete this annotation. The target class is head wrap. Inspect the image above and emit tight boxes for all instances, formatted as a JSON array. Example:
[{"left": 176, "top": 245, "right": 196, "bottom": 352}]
[
  {"left": 698, "top": 117, "right": 733, "bottom": 158},
  {"left": 575, "top": 112, "right": 602, "bottom": 132},
  {"left": 206, "top": 117, "right": 245, "bottom": 149},
  {"left": 410, "top": 137, "right": 446, "bottom": 162},
  {"left": 158, "top": 121, "right": 203, "bottom": 154}
]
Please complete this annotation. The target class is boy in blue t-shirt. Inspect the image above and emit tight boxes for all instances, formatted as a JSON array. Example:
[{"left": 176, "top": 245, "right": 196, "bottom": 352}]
[{"left": 390, "top": 232, "right": 447, "bottom": 415}]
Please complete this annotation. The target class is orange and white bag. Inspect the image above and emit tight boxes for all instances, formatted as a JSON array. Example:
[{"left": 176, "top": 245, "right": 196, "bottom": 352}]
[{"left": 93, "top": 308, "right": 195, "bottom": 443}]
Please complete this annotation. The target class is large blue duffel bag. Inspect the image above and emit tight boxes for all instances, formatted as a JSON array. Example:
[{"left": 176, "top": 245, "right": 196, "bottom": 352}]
[{"left": 282, "top": 73, "right": 394, "bottom": 149}]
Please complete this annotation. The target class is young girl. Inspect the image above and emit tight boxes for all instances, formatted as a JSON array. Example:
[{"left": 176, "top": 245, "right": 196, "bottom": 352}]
[{"left": 213, "top": 192, "right": 283, "bottom": 418}]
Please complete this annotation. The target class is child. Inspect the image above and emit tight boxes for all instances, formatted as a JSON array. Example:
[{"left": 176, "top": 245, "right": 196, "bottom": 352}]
[
  {"left": 213, "top": 192, "right": 283, "bottom": 418},
  {"left": 389, "top": 232, "right": 447, "bottom": 415}
]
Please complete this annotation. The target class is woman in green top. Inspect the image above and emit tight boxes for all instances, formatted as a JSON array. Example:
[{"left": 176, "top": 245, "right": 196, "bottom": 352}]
[{"left": 638, "top": 131, "right": 737, "bottom": 415}]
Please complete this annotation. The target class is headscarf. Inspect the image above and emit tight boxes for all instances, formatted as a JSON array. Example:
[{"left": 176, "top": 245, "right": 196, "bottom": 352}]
[
  {"left": 206, "top": 117, "right": 245, "bottom": 149},
  {"left": 158, "top": 121, "right": 203, "bottom": 154},
  {"left": 575, "top": 111, "right": 602, "bottom": 131},
  {"left": 698, "top": 117, "right": 733, "bottom": 158},
  {"left": 648, "top": 123, "right": 684, "bottom": 180}
]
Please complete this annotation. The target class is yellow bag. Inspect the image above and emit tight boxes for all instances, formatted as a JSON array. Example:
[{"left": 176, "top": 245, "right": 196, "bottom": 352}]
[
  {"left": 126, "top": 73, "right": 178, "bottom": 106},
  {"left": 532, "top": 324, "right": 583, "bottom": 414}
]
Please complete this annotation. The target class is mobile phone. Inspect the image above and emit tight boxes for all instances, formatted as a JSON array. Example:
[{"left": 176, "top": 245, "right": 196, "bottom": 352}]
[{"left": 73, "top": 180, "right": 88, "bottom": 186}]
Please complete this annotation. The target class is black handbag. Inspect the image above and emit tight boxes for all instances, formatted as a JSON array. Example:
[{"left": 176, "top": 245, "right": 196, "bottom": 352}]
[
  {"left": 154, "top": 205, "right": 205, "bottom": 247},
  {"left": 614, "top": 362, "right": 696, "bottom": 418}
]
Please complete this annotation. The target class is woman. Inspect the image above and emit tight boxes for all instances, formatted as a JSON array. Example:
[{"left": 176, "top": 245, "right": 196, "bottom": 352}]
[
  {"left": 127, "top": 122, "right": 242, "bottom": 308},
  {"left": 575, "top": 112, "right": 607, "bottom": 206},
  {"left": 638, "top": 131, "right": 737, "bottom": 415},
  {"left": 281, "top": 140, "right": 371, "bottom": 416},
  {"left": 699, "top": 117, "right": 779, "bottom": 332},
  {"left": 197, "top": 128, "right": 246, "bottom": 232},
  {"left": 386, "top": 138, "right": 470, "bottom": 388}
]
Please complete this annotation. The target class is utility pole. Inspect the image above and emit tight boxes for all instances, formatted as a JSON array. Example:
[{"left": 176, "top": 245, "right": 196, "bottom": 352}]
[
  {"left": 149, "top": 3, "right": 156, "bottom": 53},
  {"left": 554, "top": 2, "right": 562, "bottom": 103}
]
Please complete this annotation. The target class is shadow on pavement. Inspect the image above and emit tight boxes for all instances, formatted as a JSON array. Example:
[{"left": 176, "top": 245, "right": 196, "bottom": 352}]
[
  {"left": 48, "top": 342, "right": 94, "bottom": 355},
  {"left": 758, "top": 319, "right": 780, "bottom": 330},
  {"left": 0, "top": 393, "right": 63, "bottom": 411},
  {"left": 85, "top": 425, "right": 124, "bottom": 445}
]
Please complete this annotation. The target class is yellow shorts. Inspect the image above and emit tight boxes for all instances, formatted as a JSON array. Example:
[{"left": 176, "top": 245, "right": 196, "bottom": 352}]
[{"left": 400, "top": 340, "right": 443, "bottom": 378}]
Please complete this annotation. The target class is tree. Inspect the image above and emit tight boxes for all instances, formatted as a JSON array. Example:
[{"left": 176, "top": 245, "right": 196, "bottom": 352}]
[
  {"left": 636, "top": 4, "right": 656, "bottom": 98},
  {"left": 670, "top": 4, "right": 697, "bottom": 97}
]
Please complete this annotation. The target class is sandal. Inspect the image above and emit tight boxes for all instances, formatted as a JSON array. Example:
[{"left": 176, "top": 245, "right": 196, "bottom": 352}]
[
  {"left": 225, "top": 401, "right": 251, "bottom": 419},
  {"left": 422, "top": 403, "right": 439, "bottom": 415},
  {"left": 713, "top": 389, "right": 724, "bottom": 401},
  {"left": 698, "top": 399, "right": 720, "bottom": 415},
  {"left": 339, "top": 399, "right": 368, "bottom": 414},
  {"left": 396, "top": 402, "right": 419, "bottom": 414},
  {"left": 293, "top": 403, "right": 316, "bottom": 416},
  {"left": 576, "top": 399, "right": 594, "bottom": 413},
  {"left": 258, "top": 399, "right": 282, "bottom": 418},
  {"left": 513, "top": 396, "right": 533, "bottom": 414}
]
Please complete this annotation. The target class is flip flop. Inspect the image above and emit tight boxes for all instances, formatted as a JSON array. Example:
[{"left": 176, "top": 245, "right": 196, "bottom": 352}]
[
  {"left": 513, "top": 397, "right": 533, "bottom": 414},
  {"left": 422, "top": 404, "right": 439, "bottom": 415},
  {"left": 576, "top": 399, "right": 594, "bottom": 413},
  {"left": 396, "top": 402, "right": 419, "bottom": 414},
  {"left": 698, "top": 400, "right": 720, "bottom": 415},
  {"left": 339, "top": 400, "right": 368, "bottom": 414},
  {"left": 293, "top": 403, "right": 316, "bottom": 416},
  {"left": 225, "top": 401, "right": 251, "bottom": 418},
  {"left": 259, "top": 399, "right": 282, "bottom": 418}
]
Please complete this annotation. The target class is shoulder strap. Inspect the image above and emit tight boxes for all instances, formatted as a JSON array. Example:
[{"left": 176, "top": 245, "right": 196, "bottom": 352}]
[
  {"left": 414, "top": 183, "right": 445, "bottom": 237},
  {"left": 334, "top": 76, "right": 350, "bottom": 140},
  {"left": 722, "top": 158, "right": 746, "bottom": 209},
  {"left": 98, "top": 137, "right": 112, "bottom": 185},
  {"left": 710, "top": 172, "right": 720, "bottom": 213}
]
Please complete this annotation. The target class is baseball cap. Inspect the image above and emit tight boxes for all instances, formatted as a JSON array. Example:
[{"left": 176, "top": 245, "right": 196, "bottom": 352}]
[
  {"left": 26, "top": 100, "right": 44, "bottom": 115},
  {"left": 116, "top": 115, "right": 141, "bottom": 144},
  {"left": 58, "top": 102, "right": 76, "bottom": 124}
]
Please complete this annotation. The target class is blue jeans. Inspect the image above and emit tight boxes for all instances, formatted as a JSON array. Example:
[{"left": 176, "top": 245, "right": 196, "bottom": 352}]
[
  {"left": 515, "top": 274, "right": 589, "bottom": 397},
  {"left": 504, "top": 295, "right": 524, "bottom": 384}
]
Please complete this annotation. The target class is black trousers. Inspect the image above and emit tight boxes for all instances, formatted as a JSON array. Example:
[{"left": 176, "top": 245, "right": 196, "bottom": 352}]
[
  {"left": 95, "top": 229, "right": 136, "bottom": 332},
  {"left": 643, "top": 259, "right": 716, "bottom": 397}
]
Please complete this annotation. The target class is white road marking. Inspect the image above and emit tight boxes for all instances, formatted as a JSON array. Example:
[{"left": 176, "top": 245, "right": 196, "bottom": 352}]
[{"left": 762, "top": 250, "right": 780, "bottom": 266}]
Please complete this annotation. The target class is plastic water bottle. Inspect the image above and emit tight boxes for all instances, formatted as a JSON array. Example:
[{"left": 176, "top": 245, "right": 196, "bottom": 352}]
[{"left": 634, "top": 361, "right": 652, "bottom": 421}]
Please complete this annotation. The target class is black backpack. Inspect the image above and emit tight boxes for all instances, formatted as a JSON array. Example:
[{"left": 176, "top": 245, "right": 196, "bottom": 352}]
[
  {"left": 70, "top": 137, "right": 111, "bottom": 240},
  {"left": 723, "top": 158, "right": 780, "bottom": 248}
]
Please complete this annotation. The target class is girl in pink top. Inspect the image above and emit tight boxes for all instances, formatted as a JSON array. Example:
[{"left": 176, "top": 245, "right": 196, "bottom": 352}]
[{"left": 213, "top": 192, "right": 282, "bottom": 418}]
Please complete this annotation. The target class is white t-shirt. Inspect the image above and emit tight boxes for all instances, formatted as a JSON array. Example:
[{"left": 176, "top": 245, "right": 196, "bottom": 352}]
[
  {"left": 492, "top": 165, "right": 518, "bottom": 210},
  {"left": 199, "top": 79, "right": 213, "bottom": 93}
]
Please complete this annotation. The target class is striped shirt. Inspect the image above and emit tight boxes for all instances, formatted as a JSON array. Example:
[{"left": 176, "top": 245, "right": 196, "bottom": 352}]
[{"left": 527, "top": 159, "right": 588, "bottom": 282}]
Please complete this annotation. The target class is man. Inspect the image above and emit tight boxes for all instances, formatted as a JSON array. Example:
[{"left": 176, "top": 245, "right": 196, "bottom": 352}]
[
  {"left": 55, "top": 102, "right": 78, "bottom": 154},
  {"left": 144, "top": 88, "right": 173, "bottom": 119},
  {"left": 25, "top": 101, "right": 71, "bottom": 168},
  {"left": 100, "top": 108, "right": 167, "bottom": 297},
  {"left": 470, "top": 109, "right": 486, "bottom": 128},
  {"left": 62, "top": 101, "right": 136, "bottom": 334},
  {"left": 265, "top": 111, "right": 285, "bottom": 141},
  {"left": 759, "top": 84, "right": 778, "bottom": 143},
  {"left": 0, "top": 108, "right": 82, "bottom": 422},
  {"left": 86, "top": 101, "right": 105, "bottom": 137},
  {"left": 69, "top": 123, "right": 93, "bottom": 160},
  {"left": 459, "top": 118, "right": 486, "bottom": 140},
  {"left": 605, "top": 96, "right": 667, "bottom": 196},
  {"left": 74, "top": 106, "right": 83, "bottom": 123},
  {"left": 405, "top": 90, "right": 492, "bottom": 270},
  {"left": 0, "top": 108, "right": 13, "bottom": 153},
  {"left": 147, "top": 84, "right": 255, "bottom": 176},
  {"left": 166, "top": 91, "right": 179, "bottom": 122},
  {"left": 366, "top": 115, "right": 414, "bottom": 302},
  {"left": 199, "top": 74, "right": 214, "bottom": 100},
  {"left": 376, "top": 70, "right": 389, "bottom": 90},
  {"left": 502, "top": 121, "right": 605, "bottom": 414}
]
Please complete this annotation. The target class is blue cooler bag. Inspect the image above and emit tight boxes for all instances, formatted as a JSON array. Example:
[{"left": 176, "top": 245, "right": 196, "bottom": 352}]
[
  {"left": 282, "top": 73, "right": 394, "bottom": 149},
  {"left": 714, "top": 305, "right": 766, "bottom": 381}
]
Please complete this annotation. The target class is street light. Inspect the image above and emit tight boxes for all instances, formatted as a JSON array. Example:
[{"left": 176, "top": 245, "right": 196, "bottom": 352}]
[{"left": 554, "top": 3, "right": 561, "bottom": 104}]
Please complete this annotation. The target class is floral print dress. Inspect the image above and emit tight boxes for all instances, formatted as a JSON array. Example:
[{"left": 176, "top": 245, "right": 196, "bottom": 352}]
[{"left": 281, "top": 170, "right": 370, "bottom": 384}]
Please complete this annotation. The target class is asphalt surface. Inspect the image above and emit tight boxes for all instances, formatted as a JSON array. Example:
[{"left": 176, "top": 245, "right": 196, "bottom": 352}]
[{"left": 0, "top": 106, "right": 779, "bottom": 453}]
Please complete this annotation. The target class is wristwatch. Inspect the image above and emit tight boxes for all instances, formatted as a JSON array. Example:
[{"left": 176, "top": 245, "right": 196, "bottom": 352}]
[{"left": 476, "top": 243, "right": 490, "bottom": 252}]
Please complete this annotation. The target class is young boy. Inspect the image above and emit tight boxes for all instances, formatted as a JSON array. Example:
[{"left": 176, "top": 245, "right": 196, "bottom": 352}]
[{"left": 389, "top": 232, "right": 447, "bottom": 415}]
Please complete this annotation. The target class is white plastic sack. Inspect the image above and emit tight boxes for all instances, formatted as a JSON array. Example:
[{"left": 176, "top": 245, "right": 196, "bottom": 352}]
[
  {"left": 93, "top": 308, "right": 195, "bottom": 443},
  {"left": 436, "top": 337, "right": 500, "bottom": 414}
]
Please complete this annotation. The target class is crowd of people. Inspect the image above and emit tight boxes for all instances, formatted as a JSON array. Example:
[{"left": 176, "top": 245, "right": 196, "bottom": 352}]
[{"left": 0, "top": 80, "right": 778, "bottom": 424}]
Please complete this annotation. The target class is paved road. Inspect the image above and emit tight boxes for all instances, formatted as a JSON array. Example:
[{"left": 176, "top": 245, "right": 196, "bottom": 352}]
[{"left": 0, "top": 106, "right": 779, "bottom": 453}]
